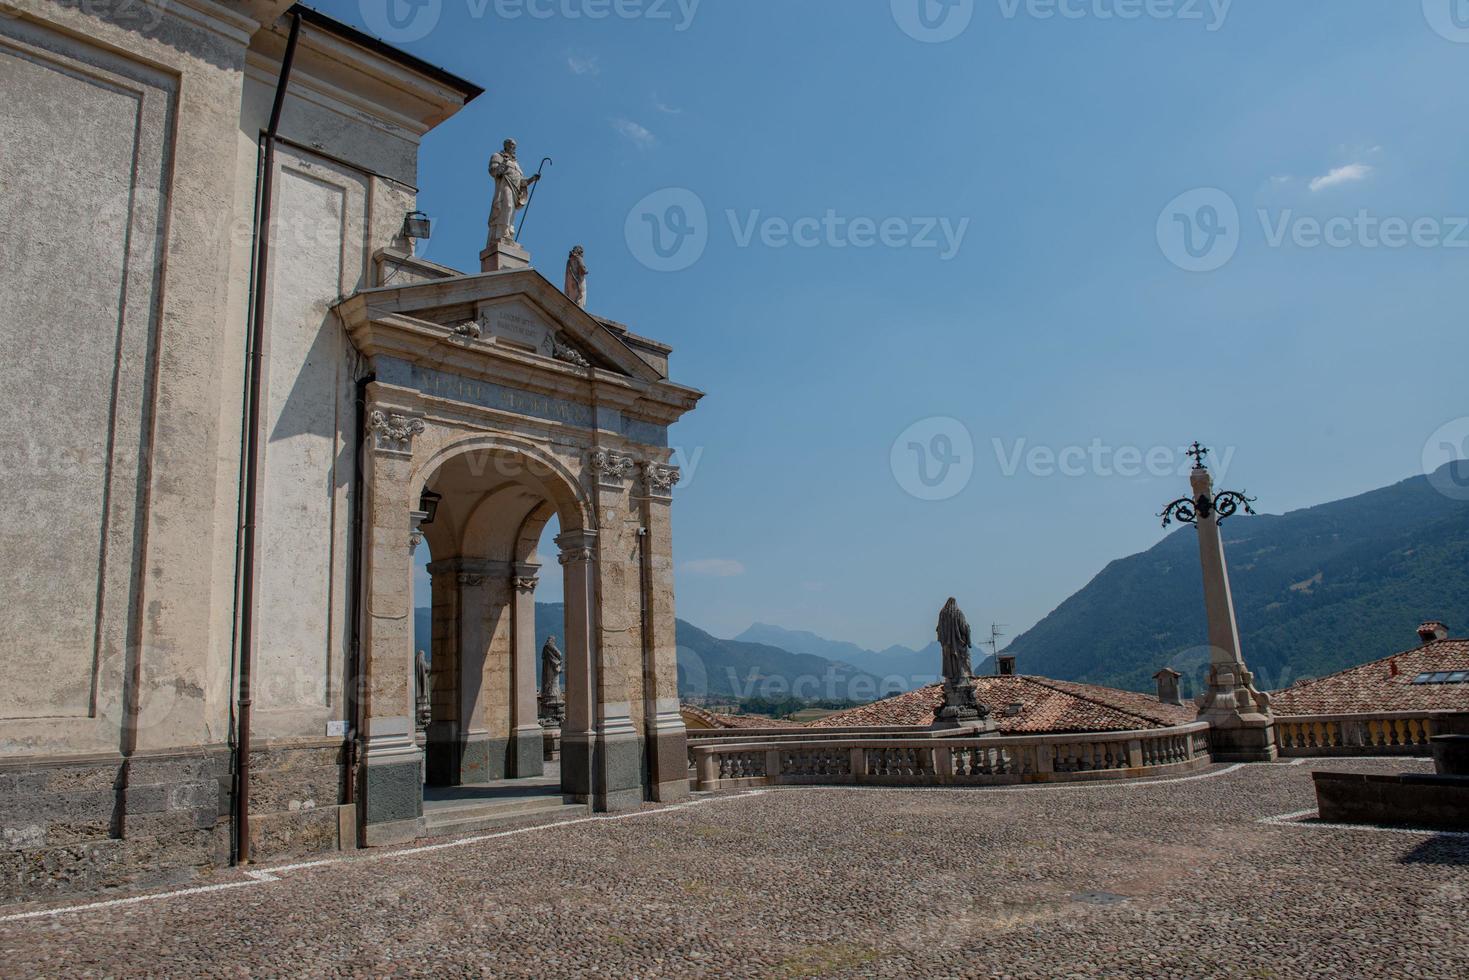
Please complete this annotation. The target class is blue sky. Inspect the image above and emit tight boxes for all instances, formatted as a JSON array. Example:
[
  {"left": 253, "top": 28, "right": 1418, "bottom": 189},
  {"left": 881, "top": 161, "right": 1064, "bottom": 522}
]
[{"left": 323, "top": 0, "right": 1469, "bottom": 650}]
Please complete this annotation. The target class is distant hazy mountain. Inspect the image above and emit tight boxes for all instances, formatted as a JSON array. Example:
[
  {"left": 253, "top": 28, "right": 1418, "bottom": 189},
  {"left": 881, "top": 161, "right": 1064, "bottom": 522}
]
[
  {"left": 414, "top": 603, "right": 893, "bottom": 701},
  {"left": 1005, "top": 464, "right": 1469, "bottom": 696},
  {"left": 735, "top": 623, "right": 943, "bottom": 691}
]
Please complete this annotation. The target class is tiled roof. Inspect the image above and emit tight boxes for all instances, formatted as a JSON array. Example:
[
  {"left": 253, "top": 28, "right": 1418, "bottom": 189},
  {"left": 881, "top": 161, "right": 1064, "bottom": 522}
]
[
  {"left": 679, "top": 705, "right": 780, "bottom": 729},
  {"left": 1270, "top": 638, "right": 1469, "bottom": 715},
  {"left": 806, "top": 676, "right": 1198, "bottom": 734}
]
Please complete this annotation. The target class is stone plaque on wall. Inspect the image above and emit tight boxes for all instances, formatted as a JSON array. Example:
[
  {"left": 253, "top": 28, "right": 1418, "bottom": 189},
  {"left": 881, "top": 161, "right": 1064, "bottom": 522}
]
[{"left": 476, "top": 299, "right": 554, "bottom": 356}]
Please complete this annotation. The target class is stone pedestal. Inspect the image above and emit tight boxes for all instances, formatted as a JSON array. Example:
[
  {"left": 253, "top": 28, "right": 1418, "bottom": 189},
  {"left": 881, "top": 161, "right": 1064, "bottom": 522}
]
[
  {"left": 1189, "top": 464, "right": 1277, "bottom": 762},
  {"left": 932, "top": 679, "right": 997, "bottom": 732},
  {"left": 480, "top": 239, "right": 530, "bottom": 273},
  {"left": 542, "top": 726, "right": 561, "bottom": 762}
]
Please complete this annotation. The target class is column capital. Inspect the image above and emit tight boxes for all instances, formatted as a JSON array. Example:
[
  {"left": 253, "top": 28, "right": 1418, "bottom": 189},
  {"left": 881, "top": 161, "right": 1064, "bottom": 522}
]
[
  {"left": 642, "top": 461, "right": 680, "bottom": 500},
  {"left": 426, "top": 558, "right": 512, "bottom": 585},
  {"left": 555, "top": 528, "right": 598, "bottom": 565},
  {"left": 589, "top": 448, "right": 638, "bottom": 490},
  {"left": 367, "top": 408, "right": 425, "bottom": 457},
  {"left": 512, "top": 561, "right": 541, "bottom": 593}
]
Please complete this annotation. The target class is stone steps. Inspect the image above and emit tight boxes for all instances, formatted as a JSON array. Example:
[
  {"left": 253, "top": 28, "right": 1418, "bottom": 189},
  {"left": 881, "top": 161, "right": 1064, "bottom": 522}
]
[{"left": 421, "top": 796, "right": 588, "bottom": 838}]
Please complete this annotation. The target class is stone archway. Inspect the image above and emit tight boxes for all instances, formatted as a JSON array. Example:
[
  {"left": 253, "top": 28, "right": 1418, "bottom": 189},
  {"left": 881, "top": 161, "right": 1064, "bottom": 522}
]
[
  {"left": 357, "top": 413, "right": 687, "bottom": 846},
  {"left": 336, "top": 262, "right": 700, "bottom": 847},
  {"left": 411, "top": 441, "right": 595, "bottom": 803}
]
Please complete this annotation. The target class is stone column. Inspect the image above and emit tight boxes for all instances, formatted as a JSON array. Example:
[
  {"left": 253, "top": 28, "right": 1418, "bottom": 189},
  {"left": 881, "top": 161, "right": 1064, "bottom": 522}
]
[
  {"left": 360, "top": 408, "right": 426, "bottom": 845},
  {"left": 556, "top": 528, "right": 598, "bottom": 804},
  {"left": 641, "top": 462, "right": 690, "bottom": 803},
  {"left": 458, "top": 560, "right": 513, "bottom": 783},
  {"left": 509, "top": 562, "right": 545, "bottom": 778},
  {"left": 424, "top": 559, "right": 463, "bottom": 786},
  {"left": 585, "top": 451, "right": 652, "bottom": 811},
  {"left": 1188, "top": 464, "right": 1278, "bottom": 762}
]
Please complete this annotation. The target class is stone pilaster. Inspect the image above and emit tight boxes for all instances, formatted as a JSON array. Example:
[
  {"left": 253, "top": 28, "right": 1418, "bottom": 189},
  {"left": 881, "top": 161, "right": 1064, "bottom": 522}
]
[
  {"left": 640, "top": 462, "right": 689, "bottom": 802},
  {"left": 556, "top": 529, "right": 597, "bottom": 803},
  {"left": 510, "top": 562, "right": 544, "bottom": 778},
  {"left": 360, "top": 407, "right": 426, "bottom": 844},
  {"left": 1189, "top": 465, "right": 1277, "bottom": 762}
]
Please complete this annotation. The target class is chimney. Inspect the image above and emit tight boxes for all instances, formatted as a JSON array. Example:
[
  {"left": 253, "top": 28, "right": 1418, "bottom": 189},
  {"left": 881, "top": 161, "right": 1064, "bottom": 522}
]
[
  {"left": 1154, "top": 667, "right": 1183, "bottom": 706},
  {"left": 997, "top": 655, "right": 1017, "bottom": 677},
  {"left": 1417, "top": 621, "right": 1450, "bottom": 645}
]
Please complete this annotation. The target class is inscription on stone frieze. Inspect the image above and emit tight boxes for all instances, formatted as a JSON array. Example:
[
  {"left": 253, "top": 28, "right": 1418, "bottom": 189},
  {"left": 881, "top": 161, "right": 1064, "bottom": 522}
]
[{"left": 478, "top": 300, "right": 553, "bottom": 355}]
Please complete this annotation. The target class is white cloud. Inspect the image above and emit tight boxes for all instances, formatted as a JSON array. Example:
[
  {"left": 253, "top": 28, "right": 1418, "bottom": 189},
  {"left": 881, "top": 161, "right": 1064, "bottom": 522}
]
[
  {"left": 612, "top": 117, "right": 656, "bottom": 147},
  {"left": 681, "top": 559, "right": 745, "bottom": 577},
  {"left": 1308, "top": 163, "right": 1373, "bottom": 192},
  {"left": 566, "top": 53, "right": 600, "bottom": 76},
  {"left": 655, "top": 101, "right": 683, "bottom": 115}
]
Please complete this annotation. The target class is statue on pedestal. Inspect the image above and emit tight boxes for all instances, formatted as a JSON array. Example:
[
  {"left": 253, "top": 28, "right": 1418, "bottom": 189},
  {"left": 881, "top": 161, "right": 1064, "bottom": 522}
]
[
  {"left": 487, "top": 138, "right": 540, "bottom": 247},
  {"left": 565, "top": 245, "right": 588, "bottom": 308},
  {"left": 934, "top": 597, "right": 991, "bottom": 728},
  {"left": 538, "top": 634, "right": 566, "bottom": 727}
]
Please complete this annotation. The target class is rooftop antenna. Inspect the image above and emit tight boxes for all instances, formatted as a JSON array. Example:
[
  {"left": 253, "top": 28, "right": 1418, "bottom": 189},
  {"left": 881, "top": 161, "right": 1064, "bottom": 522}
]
[{"left": 986, "top": 623, "right": 1008, "bottom": 664}]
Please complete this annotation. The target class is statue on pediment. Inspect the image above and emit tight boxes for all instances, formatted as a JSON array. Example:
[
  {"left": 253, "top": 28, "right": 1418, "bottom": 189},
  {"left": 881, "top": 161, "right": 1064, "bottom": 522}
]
[
  {"left": 488, "top": 138, "right": 540, "bottom": 246},
  {"left": 565, "top": 245, "right": 588, "bottom": 308}
]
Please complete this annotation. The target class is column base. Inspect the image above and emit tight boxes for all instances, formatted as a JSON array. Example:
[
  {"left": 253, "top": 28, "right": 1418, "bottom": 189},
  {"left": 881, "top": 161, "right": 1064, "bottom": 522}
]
[
  {"left": 510, "top": 726, "right": 545, "bottom": 778},
  {"left": 363, "top": 743, "right": 424, "bottom": 828},
  {"left": 559, "top": 730, "right": 647, "bottom": 811},
  {"left": 1205, "top": 715, "right": 1279, "bottom": 763}
]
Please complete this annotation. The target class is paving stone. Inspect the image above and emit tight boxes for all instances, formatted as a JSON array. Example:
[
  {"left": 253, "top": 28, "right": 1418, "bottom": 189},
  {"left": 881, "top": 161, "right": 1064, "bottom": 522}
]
[{"left": 0, "top": 758, "right": 1464, "bottom": 979}]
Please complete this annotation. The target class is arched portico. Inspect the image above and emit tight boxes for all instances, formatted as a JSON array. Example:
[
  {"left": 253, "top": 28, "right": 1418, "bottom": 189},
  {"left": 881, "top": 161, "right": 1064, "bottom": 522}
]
[{"left": 341, "top": 265, "right": 701, "bottom": 846}]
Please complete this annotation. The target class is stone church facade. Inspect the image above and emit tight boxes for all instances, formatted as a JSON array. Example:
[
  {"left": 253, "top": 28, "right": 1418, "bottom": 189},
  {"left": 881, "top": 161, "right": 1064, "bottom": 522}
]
[{"left": 0, "top": 0, "right": 699, "bottom": 900}]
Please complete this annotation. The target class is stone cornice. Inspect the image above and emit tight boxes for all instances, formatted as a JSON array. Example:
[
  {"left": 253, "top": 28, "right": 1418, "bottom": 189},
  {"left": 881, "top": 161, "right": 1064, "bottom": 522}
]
[{"left": 337, "top": 302, "right": 702, "bottom": 432}]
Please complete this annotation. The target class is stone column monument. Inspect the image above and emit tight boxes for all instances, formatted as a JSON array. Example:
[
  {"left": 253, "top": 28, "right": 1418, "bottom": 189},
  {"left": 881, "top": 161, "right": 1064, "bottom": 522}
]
[
  {"left": 932, "top": 597, "right": 996, "bottom": 732},
  {"left": 1161, "top": 444, "right": 1277, "bottom": 762}
]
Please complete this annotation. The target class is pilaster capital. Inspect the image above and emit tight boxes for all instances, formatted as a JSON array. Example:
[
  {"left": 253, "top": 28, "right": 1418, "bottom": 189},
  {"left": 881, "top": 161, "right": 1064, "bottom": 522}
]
[
  {"left": 555, "top": 529, "right": 599, "bottom": 565},
  {"left": 589, "top": 448, "right": 638, "bottom": 490},
  {"left": 367, "top": 408, "right": 425, "bottom": 457},
  {"left": 512, "top": 561, "right": 541, "bottom": 593},
  {"left": 642, "top": 461, "right": 681, "bottom": 500}
]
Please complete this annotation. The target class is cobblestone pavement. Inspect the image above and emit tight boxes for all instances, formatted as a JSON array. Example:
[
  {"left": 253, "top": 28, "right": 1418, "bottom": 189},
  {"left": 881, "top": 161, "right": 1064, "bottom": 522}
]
[{"left": 1, "top": 758, "right": 1465, "bottom": 978}]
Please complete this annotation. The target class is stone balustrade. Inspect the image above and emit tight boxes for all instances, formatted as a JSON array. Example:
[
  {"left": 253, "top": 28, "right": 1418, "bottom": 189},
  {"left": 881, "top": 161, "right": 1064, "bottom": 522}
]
[
  {"left": 1274, "top": 711, "right": 1460, "bottom": 756},
  {"left": 690, "top": 723, "right": 1211, "bottom": 791}
]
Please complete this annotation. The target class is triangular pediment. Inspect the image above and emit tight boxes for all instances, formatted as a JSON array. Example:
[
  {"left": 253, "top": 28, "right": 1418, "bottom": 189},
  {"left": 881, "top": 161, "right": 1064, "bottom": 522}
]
[{"left": 352, "top": 268, "right": 665, "bottom": 382}]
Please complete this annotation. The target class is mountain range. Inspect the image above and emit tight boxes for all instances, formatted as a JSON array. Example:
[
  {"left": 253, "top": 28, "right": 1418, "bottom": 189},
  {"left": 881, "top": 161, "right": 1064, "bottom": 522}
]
[
  {"left": 414, "top": 464, "right": 1469, "bottom": 702},
  {"left": 1004, "top": 464, "right": 1469, "bottom": 695}
]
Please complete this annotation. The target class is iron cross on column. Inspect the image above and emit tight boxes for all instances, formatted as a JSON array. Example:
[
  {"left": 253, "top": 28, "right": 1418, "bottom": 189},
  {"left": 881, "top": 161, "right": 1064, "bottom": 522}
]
[{"left": 1159, "top": 441, "right": 1258, "bottom": 527}]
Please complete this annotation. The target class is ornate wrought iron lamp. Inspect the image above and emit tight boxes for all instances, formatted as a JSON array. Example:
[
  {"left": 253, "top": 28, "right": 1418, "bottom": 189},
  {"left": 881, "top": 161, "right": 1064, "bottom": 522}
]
[
  {"left": 418, "top": 486, "right": 442, "bottom": 526},
  {"left": 400, "top": 210, "right": 431, "bottom": 241}
]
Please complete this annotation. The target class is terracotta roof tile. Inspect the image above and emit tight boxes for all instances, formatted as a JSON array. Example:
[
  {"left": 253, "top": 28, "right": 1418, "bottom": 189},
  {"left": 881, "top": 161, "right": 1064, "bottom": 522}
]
[
  {"left": 806, "top": 676, "right": 1197, "bottom": 734},
  {"left": 1270, "top": 638, "right": 1469, "bottom": 715},
  {"left": 679, "top": 705, "right": 780, "bottom": 729}
]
